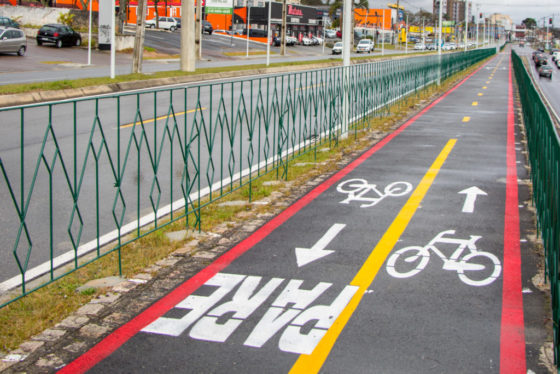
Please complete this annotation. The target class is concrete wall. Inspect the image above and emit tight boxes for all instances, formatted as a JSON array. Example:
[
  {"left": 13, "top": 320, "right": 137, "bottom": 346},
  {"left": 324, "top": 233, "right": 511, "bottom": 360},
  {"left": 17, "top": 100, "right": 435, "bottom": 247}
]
[{"left": 0, "top": 5, "right": 97, "bottom": 28}]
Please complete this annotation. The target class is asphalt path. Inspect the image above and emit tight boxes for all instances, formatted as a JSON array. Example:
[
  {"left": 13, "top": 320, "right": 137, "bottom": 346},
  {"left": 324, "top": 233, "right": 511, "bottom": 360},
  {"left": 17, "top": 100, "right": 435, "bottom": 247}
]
[{"left": 57, "top": 50, "right": 545, "bottom": 373}]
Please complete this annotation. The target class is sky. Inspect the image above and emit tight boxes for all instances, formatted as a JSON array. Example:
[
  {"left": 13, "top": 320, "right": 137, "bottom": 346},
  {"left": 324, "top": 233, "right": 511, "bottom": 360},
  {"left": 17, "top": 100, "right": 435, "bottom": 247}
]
[{"left": 389, "top": 0, "right": 560, "bottom": 26}]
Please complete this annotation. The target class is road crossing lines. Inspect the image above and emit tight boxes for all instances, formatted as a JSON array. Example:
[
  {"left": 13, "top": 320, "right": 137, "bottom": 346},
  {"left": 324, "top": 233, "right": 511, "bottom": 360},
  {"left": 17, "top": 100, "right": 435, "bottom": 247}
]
[{"left": 289, "top": 140, "right": 457, "bottom": 374}]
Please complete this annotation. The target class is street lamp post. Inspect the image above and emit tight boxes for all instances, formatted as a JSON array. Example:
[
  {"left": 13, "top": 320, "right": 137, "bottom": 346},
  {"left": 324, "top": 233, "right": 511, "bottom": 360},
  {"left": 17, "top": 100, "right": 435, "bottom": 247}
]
[{"left": 464, "top": 0, "right": 468, "bottom": 51}]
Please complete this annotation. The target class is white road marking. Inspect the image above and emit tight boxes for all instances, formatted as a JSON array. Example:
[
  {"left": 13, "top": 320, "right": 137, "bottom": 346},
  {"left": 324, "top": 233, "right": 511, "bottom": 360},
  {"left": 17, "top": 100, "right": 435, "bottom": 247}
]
[
  {"left": 459, "top": 186, "right": 487, "bottom": 213},
  {"left": 295, "top": 223, "right": 346, "bottom": 267}
]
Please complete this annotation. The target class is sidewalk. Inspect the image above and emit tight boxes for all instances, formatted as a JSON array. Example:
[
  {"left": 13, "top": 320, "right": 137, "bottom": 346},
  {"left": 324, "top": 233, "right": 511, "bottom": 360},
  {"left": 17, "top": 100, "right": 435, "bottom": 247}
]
[{"left": 2, "top": 50, "right": 553, "bottom": 373}]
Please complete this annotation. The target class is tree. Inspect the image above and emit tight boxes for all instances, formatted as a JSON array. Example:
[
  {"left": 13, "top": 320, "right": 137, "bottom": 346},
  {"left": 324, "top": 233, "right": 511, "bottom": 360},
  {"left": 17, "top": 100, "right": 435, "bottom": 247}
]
[
  {"left": 300, "top": 0, "right": 324, "bottom": 5},
  {"left": 522, "top": 18, "right": 536, "bottom": 29}
]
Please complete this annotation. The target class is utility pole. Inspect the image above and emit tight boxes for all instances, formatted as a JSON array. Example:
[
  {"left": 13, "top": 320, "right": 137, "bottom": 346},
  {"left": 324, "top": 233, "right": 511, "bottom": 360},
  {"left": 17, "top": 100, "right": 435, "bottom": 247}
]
[
  {"left": 437, "top": 0, "right": 442, "bottom": 56},
  {"left": 395, "top": 0, "right": 399, "bottom": 46},
  {"left": 132, "top": 0, "right": 147, "bottom": 73},
  {"left": 280, "top": 0, "right": 287, "bottom": 55},
  {"left": 196, "top": 0, "right": 202, "bottom": 58},
  {"left": 181, "top": 0, "right": 196, "bottom": 71},
  {"left": 464, "top": 0, "right": 468, "bottom": 51}
]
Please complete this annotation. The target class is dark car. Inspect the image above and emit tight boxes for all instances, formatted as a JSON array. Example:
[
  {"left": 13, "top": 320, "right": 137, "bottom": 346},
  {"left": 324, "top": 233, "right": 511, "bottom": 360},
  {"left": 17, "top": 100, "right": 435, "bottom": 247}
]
[
  {"left": 0, "top": 17, "right": 19, "bottom": 29},
  {"left": 202, "top": 20, "right": 213, "bottom": 35},
  {"left": 36, "top": 24, "right": 82, "bottom": 48},
  {"left": 535, "top": 54, "right": 548, "bottom": 67},
  {"left": 538, "top": 65, "right": 553, "bottom": 79},
  {"left": 0, "top": 27, "right": 26, "bottom": 56}
]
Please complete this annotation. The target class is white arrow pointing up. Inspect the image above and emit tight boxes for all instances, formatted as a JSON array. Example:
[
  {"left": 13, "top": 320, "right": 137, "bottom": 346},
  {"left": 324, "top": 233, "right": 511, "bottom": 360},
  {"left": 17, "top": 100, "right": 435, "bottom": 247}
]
[
  {"left": 459, "top": 186, "right": 487, "bottom": 213},
  {"left": 295, "top": 223, "right": 346, "bottom": 267}
]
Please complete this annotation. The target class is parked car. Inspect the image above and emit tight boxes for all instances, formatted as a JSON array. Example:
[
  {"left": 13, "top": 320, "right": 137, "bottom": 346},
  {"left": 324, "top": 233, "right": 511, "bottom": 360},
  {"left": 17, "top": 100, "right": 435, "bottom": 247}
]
[
  {"left": 202, "top": 20, "right": 213, "bottom": 34},
  {"left": 301, "top": 36, "right": 313, "bottom": 46},
  {"left": 413, "top": 42, "right": 426, "bottom": 50},
  {"left": 324, "top": 29, "right": 337, "bottom": 38},
  {"left": 172, "top": 17, "right": 181, "bottom": 28},
  {"left": 336, "top": 30, "right": 342, "bottom": 38},
  {"left": 556, "top": 59, "right": 560, "bottom": 69},
  {"left": 0, "top": 16, "right": 19, "bottom": 29},
  {"left": 0, "top": 26, "right": 26, "bottom": 56},
  {"left": 145, "top": 17, "right": 179, "bottom": 31},
  {"left": 332, "top": 41, "right": 343, "bottom": 54},
  {"left": 285, "top": 35, "right": 297, "bottom": 46},
  {"left": 312, "top": 36, "right": 323, "bottom": 45},
  {"left": 356, "top": 39, "right": 374, "bottom": 53},
  {"left": 538, "top": 65, "right": 553, "bottom": 79},
  {"left": 36, "top": 24, "right": 82, "bottom": 48}
]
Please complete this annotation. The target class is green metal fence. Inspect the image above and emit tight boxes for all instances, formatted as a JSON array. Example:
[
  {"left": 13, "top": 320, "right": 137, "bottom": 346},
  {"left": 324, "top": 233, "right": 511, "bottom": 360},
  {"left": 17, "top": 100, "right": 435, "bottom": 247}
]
[
  {"left": 512, "top": 49, "right": 560, "bottom": 365},
  {"left": 0, "top": 48, "right": 495, "bottom": 308}
]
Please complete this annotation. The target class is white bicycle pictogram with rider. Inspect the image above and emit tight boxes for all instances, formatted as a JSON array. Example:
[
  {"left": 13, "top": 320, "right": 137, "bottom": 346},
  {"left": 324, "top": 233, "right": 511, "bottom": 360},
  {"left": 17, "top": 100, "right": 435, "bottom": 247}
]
[
  {"left": 386, "top": 230, "right": 502, "bottom": 287},
  {"left": 337, "top": 178, "right": 413, "bottom": 208}
]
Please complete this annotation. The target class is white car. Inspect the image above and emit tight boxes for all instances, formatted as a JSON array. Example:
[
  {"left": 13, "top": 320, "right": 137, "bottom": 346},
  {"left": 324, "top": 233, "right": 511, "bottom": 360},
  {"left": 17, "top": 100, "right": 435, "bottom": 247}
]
[
  {"left": 332, "top": 41, "right": 343, "bottom": 54},
  {"left": 145, "top": 17, "right": 179, "bottom": 31},
  {"left": 301, "top": 36, "right": 313, "bottom": 46},
  {"left": 285, "top": 35, "right": 298, "bottom": 46},
  {"left": 325, "top": 29, "right": 337, "bottom": 39},
  {"left": 356, "top": 39, "right": 374, "bottom": 53},
  {"left": 413, "top": 43, "right": 425, "bottom": 50}
]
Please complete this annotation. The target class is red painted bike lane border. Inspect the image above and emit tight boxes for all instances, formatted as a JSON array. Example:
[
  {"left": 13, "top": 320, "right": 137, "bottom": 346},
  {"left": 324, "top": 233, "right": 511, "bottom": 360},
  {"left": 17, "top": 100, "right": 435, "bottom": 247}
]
[
  {"left": 58, "top": 55, "right": 525, "bottom": 374},
  {"left": 499, "top": 55, "right": 527, "bottom": 374}
]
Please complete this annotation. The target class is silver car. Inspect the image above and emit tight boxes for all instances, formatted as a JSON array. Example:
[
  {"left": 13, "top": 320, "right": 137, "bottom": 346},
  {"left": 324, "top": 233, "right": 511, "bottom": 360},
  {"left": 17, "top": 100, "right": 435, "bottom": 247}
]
[{"left": 0, "top": 27, "right": 26, "bottom": 56}]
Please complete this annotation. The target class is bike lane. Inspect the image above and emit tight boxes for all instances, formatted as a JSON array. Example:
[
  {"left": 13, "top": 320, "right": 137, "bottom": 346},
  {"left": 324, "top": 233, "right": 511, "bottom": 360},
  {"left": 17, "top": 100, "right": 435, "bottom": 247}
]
[{"left": 60, "top": 51, "right": 532, "bottom": 374}]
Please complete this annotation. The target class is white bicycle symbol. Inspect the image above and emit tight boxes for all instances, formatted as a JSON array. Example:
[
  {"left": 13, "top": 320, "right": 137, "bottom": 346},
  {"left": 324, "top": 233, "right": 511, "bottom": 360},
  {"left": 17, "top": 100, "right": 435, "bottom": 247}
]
[
  {"left": 386, "top": 230, "right": 502, "bottom": 287},
  {"left": 337, "top": 178, "right": 413, "bottom": 208}
]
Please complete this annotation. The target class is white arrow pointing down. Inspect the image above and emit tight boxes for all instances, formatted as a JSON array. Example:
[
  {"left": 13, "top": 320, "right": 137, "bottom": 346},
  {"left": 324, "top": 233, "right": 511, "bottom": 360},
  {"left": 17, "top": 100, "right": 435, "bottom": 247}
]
[
  {"left": 459, "top": 186, "right": 487, "bottom": 213},
  {"left": 295, "top": 223, "right": 346, "bottom": 267}
]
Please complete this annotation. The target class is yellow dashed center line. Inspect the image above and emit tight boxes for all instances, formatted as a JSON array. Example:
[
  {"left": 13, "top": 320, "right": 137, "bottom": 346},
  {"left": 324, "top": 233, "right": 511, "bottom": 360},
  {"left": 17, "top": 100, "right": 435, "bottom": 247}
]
[
  {"left": 289, "top": 140, "right": 457, "bottom": 374},
  {"left": 462, "top": 116, "right": 471, "bottom": 123},
  {"left": 478, "top": 93, "right": 483, "bottom": 97},
  {"left": 120, "top": 108, "right": 206, "bottom": 129},
  {"left": 483, "top": 86, "right": 487, "bottom": 89},
  {"left": 472, "top": 102, "right": 478, "bottom": 106}
]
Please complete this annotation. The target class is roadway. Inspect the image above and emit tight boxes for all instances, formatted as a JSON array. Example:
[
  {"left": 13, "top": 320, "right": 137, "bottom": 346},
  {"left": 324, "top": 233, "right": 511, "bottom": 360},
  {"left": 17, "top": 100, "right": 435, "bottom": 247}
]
[
  {"left": 50, "top": 49, "right": 548, "bottom": 373},
  {"left": 0, "top": 29, "right": 410, "bottom": 86},
  {"left": 511, "top": 44, "right": 560, "bottom": 122}
]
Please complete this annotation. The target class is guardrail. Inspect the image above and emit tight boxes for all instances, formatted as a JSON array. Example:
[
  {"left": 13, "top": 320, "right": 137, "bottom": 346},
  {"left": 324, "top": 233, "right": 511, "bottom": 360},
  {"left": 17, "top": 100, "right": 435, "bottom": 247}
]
[
  {"left": 512, "top": 49, "right": 560, "bottom": 363},
  {"left": 0, "top": 48, "right": 496, "bottom": 308}
]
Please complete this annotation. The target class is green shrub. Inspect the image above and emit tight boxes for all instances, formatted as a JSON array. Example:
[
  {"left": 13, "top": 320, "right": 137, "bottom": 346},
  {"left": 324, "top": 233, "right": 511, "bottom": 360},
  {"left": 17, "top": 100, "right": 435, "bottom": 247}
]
[{"left": 57, "top": 13, "right": 75, "bottom": 26}]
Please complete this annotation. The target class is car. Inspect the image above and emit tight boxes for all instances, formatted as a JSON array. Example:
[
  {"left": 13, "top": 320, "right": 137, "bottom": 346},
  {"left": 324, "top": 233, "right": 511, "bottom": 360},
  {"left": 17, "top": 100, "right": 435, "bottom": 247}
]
[
  {"left": 145, "top": 17, "right": 179, "bottom": 31},
  {"left": 426, "top": 43, "right": 436, "bottom": 50},
  {"left": 549, "top": 48, "right": 559, "bottom": 55},
  {"left": 285, "top": 35, "right": 297, "bottom": 46},
  {"left": 202, "top": 20, "right": 213, "bottom": 34},
  {"left": 332, "top": 41, "right": 343, "bottom": 54},
  {"left": 0, "top": 26, "right": 26, "bottom": 56},
  {"left": 0, "top": 16, "right": 19, "bottom": 29},
  {"left": 413, "top": 42, "right": 425, "bottom": 50},
  {"left": 172, "top": 17, "right": 181, "bottom": 28},
  {"left": 301, "top": 36, "right": 313, "bottom": 45},
  {"left": 556, "top": 59, "right": 560, "bottom": 69},
  {"left": 336, "top": 30, "right": 342, "bottom": 38},
  {"left": 324, "top": 29, "right": 337, "bottom": 38},
  {"left": 312, "top": 36, "right": 323, "bottom": 45},
  {"left": 356, "top": 39, "right": 374, "bottom": 53},
  {"left": 36, "top": 24, "right": 82, "bottom": 48},
  {"left": 552, "top": 51, "right": 560, "bottom": 62},
  {"left": 535, "top": 54, "right": 548, "bottom": 67},
  {"left": 519, "top": 42, "right": 525, "bottom": 47},
  {"left": 538, "top": 65, "right": 553, "bottom": 79}
]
